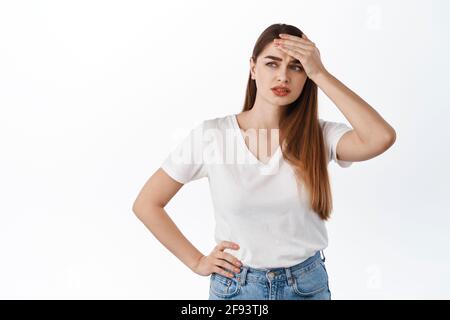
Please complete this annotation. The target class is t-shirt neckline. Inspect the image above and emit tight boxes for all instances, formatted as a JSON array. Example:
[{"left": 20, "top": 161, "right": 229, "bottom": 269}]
[{"left": 231, "top": 113, "right": 282, "bottom": 167}]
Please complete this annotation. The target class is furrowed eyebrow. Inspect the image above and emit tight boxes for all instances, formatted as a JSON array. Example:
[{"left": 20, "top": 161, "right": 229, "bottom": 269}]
[{"left": 264, "top": 55, "right": 301, "bottom": 65}]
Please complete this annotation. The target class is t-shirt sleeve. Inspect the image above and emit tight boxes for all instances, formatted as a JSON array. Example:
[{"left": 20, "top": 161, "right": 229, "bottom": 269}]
[
  {"left": 319, "top": 118, "right": 353, "bottom": 168},
  {"left": 161, "top": 120, "right": 208, "bottom": 183}
]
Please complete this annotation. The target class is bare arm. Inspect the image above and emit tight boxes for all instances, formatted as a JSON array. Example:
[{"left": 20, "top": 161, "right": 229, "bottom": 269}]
[
  {"left": 133, "top": 167, "right": 243, "bottom": 278},
  {"left": 132, "top": 168, "right": 204, "bottom": 271},
  {"left": 312, "top": 70, "right": 396, "bottom": 162}
]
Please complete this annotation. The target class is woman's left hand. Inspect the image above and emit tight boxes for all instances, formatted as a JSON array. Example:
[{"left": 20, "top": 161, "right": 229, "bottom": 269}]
[{"left": 274, "top": 33, "right": 327, "bottom": 81}]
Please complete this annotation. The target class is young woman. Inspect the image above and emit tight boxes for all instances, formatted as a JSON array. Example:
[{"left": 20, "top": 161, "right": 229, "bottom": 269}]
[{"left": 132, "top": 23, "right": 396, "bottom": 300}]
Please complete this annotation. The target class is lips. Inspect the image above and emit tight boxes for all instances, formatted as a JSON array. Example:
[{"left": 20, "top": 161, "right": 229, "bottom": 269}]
[{"left": 271, "top": 87, "right": 290, "bottom": 96}]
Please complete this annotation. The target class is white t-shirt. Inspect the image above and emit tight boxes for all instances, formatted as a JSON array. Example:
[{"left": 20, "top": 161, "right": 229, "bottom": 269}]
[{"left": 161, "top": 113, "right": 353, "bottom": 269}]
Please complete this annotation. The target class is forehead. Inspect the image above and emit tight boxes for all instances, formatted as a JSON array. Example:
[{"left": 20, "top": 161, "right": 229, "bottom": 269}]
[{"left": 259, "top": 43, "right": 301, "bottom": 64}]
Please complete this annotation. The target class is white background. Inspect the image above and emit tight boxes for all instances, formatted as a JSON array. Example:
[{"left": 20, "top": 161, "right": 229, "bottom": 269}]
[{"left": 0, "top": 0, "right": 449, "bottom": 299}]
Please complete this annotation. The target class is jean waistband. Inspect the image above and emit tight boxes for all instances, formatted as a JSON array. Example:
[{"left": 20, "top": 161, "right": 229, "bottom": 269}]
[{"left": 233, "top": 250, "right": 326, "bottom": 287}]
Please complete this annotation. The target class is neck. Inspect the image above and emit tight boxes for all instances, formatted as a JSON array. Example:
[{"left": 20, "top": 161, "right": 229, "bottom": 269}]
[{"left": 246, "top": 95, "right": 283, "bottom": 130}]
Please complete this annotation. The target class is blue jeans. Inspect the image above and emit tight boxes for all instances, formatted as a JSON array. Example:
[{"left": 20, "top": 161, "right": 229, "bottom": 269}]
[{"left": 209, "top": 250, "right": 331, "bottom": 300}]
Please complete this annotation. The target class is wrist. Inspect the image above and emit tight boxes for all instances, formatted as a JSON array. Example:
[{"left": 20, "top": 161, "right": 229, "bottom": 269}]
[
  {"left": 189, "top": 253, "right": 205, "bottom": 271},
  {"left": 309, "top": 68, "right": 330, "bottom": 83}
]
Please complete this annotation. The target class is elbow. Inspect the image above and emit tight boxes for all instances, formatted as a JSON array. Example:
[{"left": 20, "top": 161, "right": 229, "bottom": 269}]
[
  {"left": 132, "top": 199, "right": 144, "bottom": 217},
  {"left": 132, "top": 198, "right": 162, "bottom": 217},
  {"left": 384, "top": 129, "right": 396, "bottom": 148},
  {"left": 376, "top": 129, "right": 396, "bottom": 153}
]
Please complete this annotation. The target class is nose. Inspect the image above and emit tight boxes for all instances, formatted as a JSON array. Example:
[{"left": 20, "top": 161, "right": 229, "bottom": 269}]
[
  {"left": 277, "top": 74, "right": 289, "bottom": 83},
  {"left": 276, "top": 68, "right": 289, "bottom": 83}
]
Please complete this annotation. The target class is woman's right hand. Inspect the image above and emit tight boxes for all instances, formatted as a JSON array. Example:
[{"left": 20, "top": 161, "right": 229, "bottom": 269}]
[{"left": 192, "top": 241, "right": 243, "bottom": 278}]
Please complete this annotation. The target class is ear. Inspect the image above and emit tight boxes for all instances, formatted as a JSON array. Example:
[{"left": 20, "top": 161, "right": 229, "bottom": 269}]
[{"left": 249, "top": 57, "right": 256, "bottom": 79}]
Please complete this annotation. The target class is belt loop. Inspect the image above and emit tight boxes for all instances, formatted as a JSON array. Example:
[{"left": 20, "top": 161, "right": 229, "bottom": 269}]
[
  {"left": 320, "top": 250, "right": 326, "bottom": 262},
  {"left": 285, "top": 267, "right": 294, "bottom": 286},
  {"left": 237, "top": 266, "right": 248, "bottom": 286}
]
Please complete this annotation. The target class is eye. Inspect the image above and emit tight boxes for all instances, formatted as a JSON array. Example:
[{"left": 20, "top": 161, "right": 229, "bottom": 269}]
[{"left": 266, "top": 62, "right": 303, "bottom": 72}]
